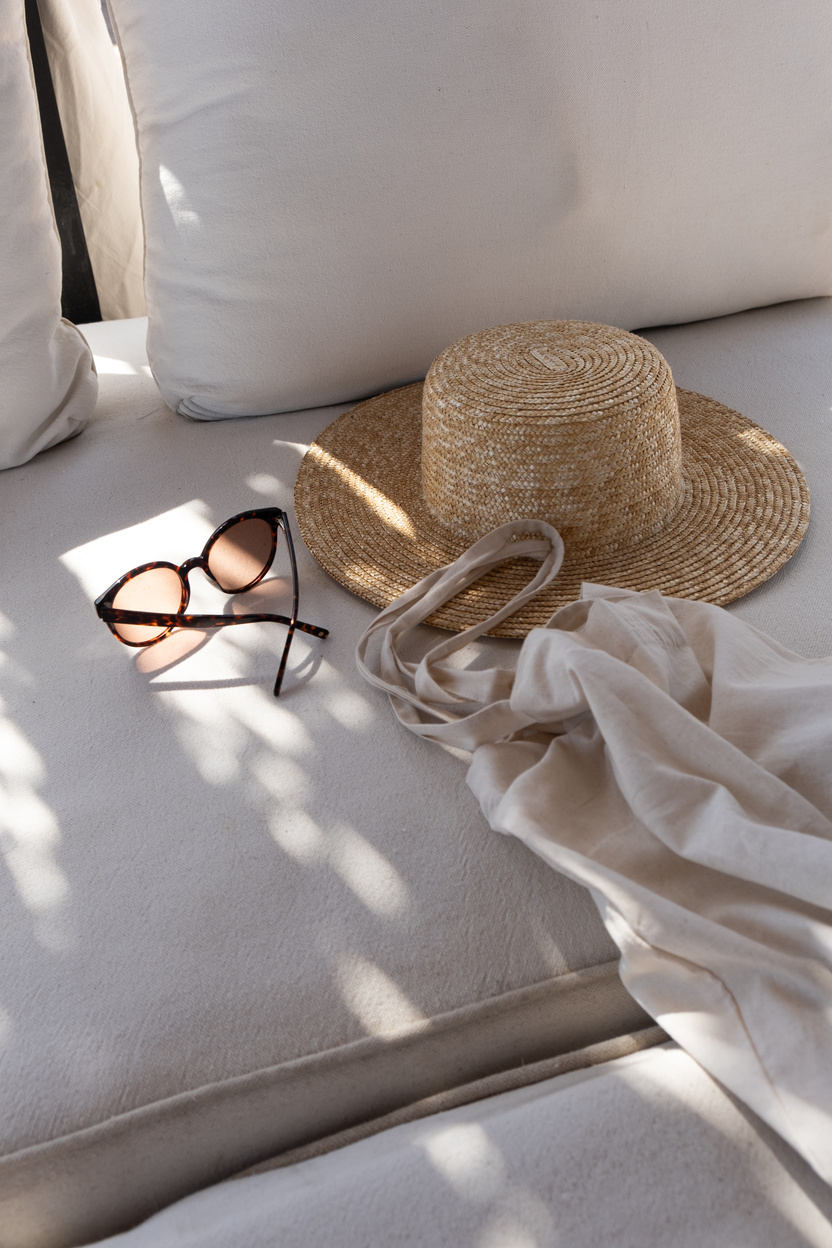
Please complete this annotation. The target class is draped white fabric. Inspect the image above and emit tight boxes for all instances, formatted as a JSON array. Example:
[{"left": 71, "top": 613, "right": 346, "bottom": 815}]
[{"left": 357, "top": 522, "right": 832, "bottom": 1183}]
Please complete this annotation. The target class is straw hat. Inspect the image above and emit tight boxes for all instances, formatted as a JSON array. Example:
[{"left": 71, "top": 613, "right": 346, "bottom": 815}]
[{"left": 295, "top": 321, "right": 809, "bottom": 636}]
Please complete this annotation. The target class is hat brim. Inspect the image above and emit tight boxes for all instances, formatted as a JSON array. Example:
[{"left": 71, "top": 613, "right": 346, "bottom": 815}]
[{"left": 295, "top": 382, "right": 810, "bottom": 637}]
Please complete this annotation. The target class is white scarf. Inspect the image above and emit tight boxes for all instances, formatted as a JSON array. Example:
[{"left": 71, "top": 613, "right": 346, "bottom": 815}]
[{"left": 357, "top": 521, "right": 832, "bottom": 1183}]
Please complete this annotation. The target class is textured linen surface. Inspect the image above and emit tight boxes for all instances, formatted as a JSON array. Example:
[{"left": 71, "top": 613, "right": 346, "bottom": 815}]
[
  {"left": 0, "top": 0, "right": 97, "bottom": 468},
  {"left": 104, "top": 0, "right": 832, "bottom": 417},
  {"left": 95, "top": 1047, "right": 832, "bottom": 1248},
  {"left": 1, "top": 300, "right": 831, "bottom": 1246},
  {"left": 357, "top": 527, "right": 832, "bottom": 1183},
  {"left": 0, "top": 319, "right": 626, "bottom": 1248}
]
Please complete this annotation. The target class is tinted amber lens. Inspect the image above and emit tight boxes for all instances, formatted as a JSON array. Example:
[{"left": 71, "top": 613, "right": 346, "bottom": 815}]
[
  {"left": 207, "top": 517, "right": 273, "bottom": 591},
  {"left": 111, "top": 567, "right": 184, "bottom": 644}
]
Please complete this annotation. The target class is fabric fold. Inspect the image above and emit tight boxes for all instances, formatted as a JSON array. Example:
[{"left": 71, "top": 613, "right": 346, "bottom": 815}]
[{"left": 356, "top": 526, "right": 832, "bottom": 1183}]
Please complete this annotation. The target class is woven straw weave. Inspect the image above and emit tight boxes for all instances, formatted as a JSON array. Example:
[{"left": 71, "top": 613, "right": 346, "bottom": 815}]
[
  {"left": 295, "top": 322, "right": 809, "bottom": 637},
  {"left": 423, "top": 322, "right": 683, "bottom": 551}
]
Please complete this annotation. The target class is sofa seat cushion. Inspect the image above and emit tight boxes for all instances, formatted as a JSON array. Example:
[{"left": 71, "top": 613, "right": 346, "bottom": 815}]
[
  {"left": 97, "top": 1045, "right": 832, "bottom": 1247},
  {"left": 0, "top": 316, "right": 642, "bottom": 1248},
  {"left": 1, "top": 298, "right": 831, "bottom": 1246}
]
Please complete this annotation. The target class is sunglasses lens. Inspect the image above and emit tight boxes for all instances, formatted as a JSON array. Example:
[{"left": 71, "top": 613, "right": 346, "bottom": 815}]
[
  {"left": 112, "top": 567, "right": 184, "bottom": 644},
  {"left": 207, "top": 517, "right": 274, "bottom": 592}
]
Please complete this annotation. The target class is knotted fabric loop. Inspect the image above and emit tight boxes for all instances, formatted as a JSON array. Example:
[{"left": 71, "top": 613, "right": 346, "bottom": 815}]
[{"left": 355, "top": 520, "right": 564, "bottom": 752}]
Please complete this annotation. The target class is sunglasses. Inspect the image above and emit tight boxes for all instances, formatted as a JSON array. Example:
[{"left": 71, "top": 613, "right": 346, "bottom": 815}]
[{"left": 95, "top": 508, "right": 328, "bottom": 697}]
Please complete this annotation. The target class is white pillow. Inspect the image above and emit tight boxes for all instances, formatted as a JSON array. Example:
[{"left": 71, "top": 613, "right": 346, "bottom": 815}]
[
  {"left": 107, "top": 0, "right": 832, "bottom": 420},
  {"left": 0, "top": 0, "right": 97, "bottom": 470}
]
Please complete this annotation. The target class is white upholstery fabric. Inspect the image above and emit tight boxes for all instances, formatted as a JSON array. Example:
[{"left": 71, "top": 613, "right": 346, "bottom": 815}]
[
  {"left": 0, "top": 317, "right": 630, "bottom": 1248},
  {"left": 38, "top": 0, "right": 145, "bottom": 320},
  {"left": 105, "top": 0, "right": 832, "bottom": 418},
  {"left": 0, "top": 0, "right": 97, "bottom": 469},
  {"left": 359, "top": 561, "right": 832, "bottom": 1181},
  {"left": 96, "top": 1046, "right": 832, "bottom": 1248},
  {"left": 1, "top": 299, "right": 831, "bottom": 1246}
]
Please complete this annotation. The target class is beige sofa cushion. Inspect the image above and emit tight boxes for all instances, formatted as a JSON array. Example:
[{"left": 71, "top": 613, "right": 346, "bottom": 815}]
[
  {"left": 0, "top": 0, "right": 97, "bottom": 469},
  {"left": 105, "top": 0, "right": 832, "bottom": 417},
  {"left": 0, "top": 315, "right": 640, "bottom": 1248},
  {"left": 95, "top": 1045, "right": 832, "bottom": 1247},
  {"left": 1, "top": 298, "right": 831, "bottom": 1246}
]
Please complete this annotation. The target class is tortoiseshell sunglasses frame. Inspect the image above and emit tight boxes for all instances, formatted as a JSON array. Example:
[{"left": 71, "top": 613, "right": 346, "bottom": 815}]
[{"left": 95, "top": 507, "right": 328, "bottom": 697}]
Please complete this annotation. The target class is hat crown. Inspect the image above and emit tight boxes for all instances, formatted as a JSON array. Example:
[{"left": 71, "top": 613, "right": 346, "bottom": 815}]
[{"left": 421, "top": 320, "right": 683, "bottom": 550}]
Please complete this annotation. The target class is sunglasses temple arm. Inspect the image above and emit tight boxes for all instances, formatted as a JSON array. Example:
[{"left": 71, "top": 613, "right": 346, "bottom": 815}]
[
  {"left": 274, "top": 511, "right": 301, "bottom": 698},
  {"left": 273, "top": 623, "right": 297, "bottom": 697}
]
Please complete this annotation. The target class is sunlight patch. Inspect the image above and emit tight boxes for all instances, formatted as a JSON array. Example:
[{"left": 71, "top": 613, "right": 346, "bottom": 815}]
[
  {"left": 330, "top": 825, "right": 408, "bottom": 916},
  {"left": 308, "top": 446, "right": 416, "bottom": 538},
  {"left": 269, "top": 810, "right": 323, "bottom": 863},
  {"left": 423, "top": 1123, "right": 505, "bottom": 1202},
  {"left": 336, "top": 954, "right": 425, "bottom": 1035},
  {"left": 478, "top": 1189, "right": 556, "bottom": 1248},
  {"left": 0, "top": 699, "right": 72, "bottom": 950},
  {"left": 246, "top": 473, "right": 282, "bottom": 496},
  {"left": 61, "top": 499, "right": 216, "bottom": 600},
  {"left": 93, "top": 356, "right": 137, "bottom": 376}
]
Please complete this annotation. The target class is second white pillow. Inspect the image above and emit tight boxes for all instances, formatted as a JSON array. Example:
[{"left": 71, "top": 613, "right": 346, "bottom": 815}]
[{"left": 109, "top": 0, "right": 832, "bottom": 419}]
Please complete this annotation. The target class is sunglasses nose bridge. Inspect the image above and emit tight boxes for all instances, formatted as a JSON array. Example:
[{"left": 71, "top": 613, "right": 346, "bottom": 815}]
[{"left": 179, "top": 555, "right": 209, "bottom": 583}]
